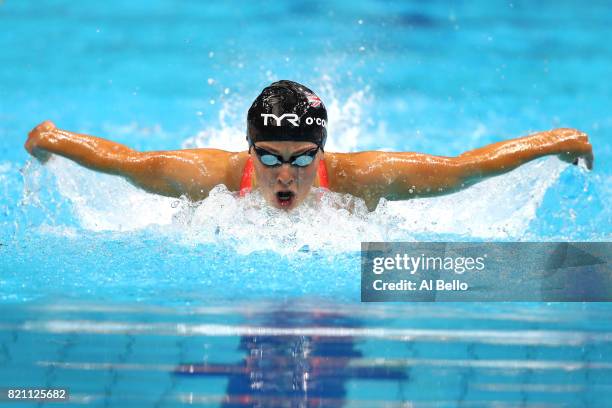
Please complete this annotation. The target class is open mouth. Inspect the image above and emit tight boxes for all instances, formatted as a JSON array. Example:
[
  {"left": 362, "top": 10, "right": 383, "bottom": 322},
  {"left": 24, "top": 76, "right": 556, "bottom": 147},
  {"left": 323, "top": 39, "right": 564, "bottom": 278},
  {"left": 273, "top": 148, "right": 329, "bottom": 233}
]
[{"left": 275, "top": 191, "right": 295, "bottom": 208}]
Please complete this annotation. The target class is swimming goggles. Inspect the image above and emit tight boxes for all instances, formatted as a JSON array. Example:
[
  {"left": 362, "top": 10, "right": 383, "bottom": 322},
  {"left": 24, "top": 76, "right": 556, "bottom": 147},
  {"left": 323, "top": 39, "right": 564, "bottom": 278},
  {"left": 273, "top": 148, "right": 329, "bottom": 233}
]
[{"left": 252, "top": 145, "right": 319, "bottom": 167}]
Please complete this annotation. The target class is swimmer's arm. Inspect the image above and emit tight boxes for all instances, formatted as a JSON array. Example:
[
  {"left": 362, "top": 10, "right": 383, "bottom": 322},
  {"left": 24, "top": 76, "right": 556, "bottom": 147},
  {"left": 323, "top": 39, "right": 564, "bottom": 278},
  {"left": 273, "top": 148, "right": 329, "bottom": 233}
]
[
  {"left": 25, "top": 121, "right": 243, "bottom": 200},
  {"left": 327, "top": 128, "right": 593, "bottom": 209}
]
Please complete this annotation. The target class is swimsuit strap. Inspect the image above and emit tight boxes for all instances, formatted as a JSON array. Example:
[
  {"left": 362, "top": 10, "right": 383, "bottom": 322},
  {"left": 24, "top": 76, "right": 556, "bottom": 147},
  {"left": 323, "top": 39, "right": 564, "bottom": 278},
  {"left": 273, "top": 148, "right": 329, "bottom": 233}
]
[
  {"left": 317, "top": 157, "right": 329, "bottom": 189},
  {"left": 239, "top": 157, "right": 329, "bottom": 197},
  {"left": 239, "top": 157, "right": 255, "bottom": 197}
]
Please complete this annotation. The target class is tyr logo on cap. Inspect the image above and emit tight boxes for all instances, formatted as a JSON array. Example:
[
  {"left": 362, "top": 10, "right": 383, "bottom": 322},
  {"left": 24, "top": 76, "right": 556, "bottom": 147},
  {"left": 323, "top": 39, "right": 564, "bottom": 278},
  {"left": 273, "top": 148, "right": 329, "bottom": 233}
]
[{"left": 261, "top": 113, "right": 300, "bottom": 127}]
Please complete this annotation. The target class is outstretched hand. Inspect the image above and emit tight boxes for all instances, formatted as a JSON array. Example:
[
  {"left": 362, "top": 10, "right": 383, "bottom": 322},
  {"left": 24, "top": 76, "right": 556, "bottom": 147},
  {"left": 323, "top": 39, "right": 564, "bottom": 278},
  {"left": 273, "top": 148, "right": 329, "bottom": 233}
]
[
  {"left": 555, "top": 129, "right": 594, "bottom": 170},
  {"left": 25, "top": 120, "right": 55, "bottom": 163}
]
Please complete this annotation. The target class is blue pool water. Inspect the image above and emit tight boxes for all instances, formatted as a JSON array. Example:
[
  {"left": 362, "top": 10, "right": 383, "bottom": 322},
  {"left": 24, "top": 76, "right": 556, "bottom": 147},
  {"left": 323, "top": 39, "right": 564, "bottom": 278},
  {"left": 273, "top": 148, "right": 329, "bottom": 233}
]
[{"left": 1, "top": 1, "right": 611, "bottom": 406}]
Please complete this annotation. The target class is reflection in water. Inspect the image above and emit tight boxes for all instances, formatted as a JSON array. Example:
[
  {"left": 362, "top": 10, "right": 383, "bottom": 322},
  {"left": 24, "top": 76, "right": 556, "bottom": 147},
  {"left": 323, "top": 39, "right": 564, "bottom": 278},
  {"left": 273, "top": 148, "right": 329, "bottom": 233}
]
[{"left": 175, "top": 307, "right": 407, "bottom": 407}]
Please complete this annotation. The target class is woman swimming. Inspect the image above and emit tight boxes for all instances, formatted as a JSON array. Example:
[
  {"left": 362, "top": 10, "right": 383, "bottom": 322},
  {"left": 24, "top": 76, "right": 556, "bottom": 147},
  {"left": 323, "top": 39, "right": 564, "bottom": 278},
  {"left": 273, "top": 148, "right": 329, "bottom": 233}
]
[{"left": 24, "top": 80, "right": 593, "bottom": 211}]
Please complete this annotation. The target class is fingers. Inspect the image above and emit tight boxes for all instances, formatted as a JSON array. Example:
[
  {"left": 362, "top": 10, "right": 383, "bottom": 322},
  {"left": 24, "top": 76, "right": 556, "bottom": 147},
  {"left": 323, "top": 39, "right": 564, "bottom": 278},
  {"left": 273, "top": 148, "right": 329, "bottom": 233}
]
[
  {"left": 26, "top": 120, "right": 56, "bottom": 159},
  {"left": 44, "top": 120, "right": 55, "bottom": 129},
  {"left": 38, "top": 120, "right": 56, "bottom": 132},
  {"left": 30, "top": 120, "right": 55, "bottom": 135},
  {"left": 32, "top": 149, "right": 51, "bottom": 164},
  {"left": 561, "top": 131, "right": 593, "bottom": 170},
  {"left": 582, "top": 137, "right": 594, "bottom": 170},
  {"left": 571, "top": 150, "right": 594, "bottom": 170},
  {"left": 572, "top": 156, "right": 593, "bottom": 170},
  {"left": 585, "top": 151, "right": 594, "bottom": 170},
  {"left": 577, "top": 131, "right": 593, "bottom": 170},
  {"left": 28, "top": 121, "right": 53, "bottom": 140}
]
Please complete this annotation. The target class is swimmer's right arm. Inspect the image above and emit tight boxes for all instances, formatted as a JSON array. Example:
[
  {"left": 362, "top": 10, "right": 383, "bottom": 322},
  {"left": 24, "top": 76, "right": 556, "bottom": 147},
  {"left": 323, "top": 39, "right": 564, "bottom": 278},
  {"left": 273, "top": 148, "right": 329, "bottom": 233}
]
[{"left": 25, "top": 121, "right": 243, "bottom": 200}]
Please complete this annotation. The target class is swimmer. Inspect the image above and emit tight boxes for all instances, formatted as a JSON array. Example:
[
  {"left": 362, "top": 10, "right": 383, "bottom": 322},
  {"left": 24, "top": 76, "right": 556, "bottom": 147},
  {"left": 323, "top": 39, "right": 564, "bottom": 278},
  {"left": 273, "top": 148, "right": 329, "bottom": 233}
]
[{"left": 25, "top": 80, "right": 593, "bottom": 211}]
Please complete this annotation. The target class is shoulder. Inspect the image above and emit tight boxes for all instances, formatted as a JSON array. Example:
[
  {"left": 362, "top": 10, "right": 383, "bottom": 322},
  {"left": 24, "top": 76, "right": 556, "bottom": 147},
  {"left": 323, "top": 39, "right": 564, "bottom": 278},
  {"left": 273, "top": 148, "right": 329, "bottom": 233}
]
[
  {"left": 195, "top": 149, "right": 250, "bottom": 191},
  {"left": 183, "top": 148, "right": 249, "bottom": 165},
  {"left": 225, "top": 151, "right": 250, "bottom": 191},
  {"left": 323, "top": 152, "right": 375, "bottom": 193},
  {"left": 324, "top": 151, "right": 387, "bottom": 173},
  {"left": 171, "top": 148, "right": 250, "bottom": 192}
]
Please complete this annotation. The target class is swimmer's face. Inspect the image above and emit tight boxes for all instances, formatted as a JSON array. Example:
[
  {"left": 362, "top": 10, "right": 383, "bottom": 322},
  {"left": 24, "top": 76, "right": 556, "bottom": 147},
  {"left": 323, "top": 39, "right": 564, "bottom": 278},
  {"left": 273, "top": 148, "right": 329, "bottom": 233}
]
[{"left": 250, "top": 141, "right": 322, "bottom": 211}]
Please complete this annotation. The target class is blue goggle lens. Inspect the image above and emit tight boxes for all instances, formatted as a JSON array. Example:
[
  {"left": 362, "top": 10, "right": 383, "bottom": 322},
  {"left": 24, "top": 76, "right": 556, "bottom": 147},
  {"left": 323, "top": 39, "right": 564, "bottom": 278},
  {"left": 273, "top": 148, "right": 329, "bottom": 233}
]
[
  {"left": 292, "top": 154, "right": 314, "bottom": 167},
  {"left": 260, "top": 154, "right": 282, "bottom": 166},
  {"left": 254, "top": 147, "right": 318, "bottom": 168}
]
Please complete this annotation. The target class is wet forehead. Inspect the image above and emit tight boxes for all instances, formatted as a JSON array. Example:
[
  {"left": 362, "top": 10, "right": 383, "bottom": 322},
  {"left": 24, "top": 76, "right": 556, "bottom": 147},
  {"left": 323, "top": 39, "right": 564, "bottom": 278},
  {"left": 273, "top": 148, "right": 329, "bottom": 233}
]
[{"left": 255, "top": 141, "right": 317, "bottom": 155}]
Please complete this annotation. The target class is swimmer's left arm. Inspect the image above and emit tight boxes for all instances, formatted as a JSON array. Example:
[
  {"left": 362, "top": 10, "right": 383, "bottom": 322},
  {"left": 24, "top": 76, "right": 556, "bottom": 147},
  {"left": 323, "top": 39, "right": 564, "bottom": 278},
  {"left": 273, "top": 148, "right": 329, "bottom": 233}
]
[
  {"left": 327, "top": 128, "right": 593, "bottom": 209},
  {"left": 326, "top": 151, "right": 465, "bottom": 209}
]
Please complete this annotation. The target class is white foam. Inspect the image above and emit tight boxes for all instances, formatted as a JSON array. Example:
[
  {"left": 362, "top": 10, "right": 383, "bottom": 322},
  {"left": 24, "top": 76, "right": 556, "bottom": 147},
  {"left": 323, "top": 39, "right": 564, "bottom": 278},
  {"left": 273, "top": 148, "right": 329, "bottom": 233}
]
[
  {"left": 45, "top": 157, "right": 180, "bottom": 231},
  {"left": 0, "top": 161, "right": 12, "bottom": 174},
  {"left": 173, "top": 185, "right": 402, "bottom": 254},
  {"left": 386, "top": 157, "right": 568, "bottom": 238},
  {"left": 315, "top": 76, "right": 372, "bottom": 152},
  {"left": 181, "top": 95, "right": 246, "bottom": 151},
  {"left": 27, "top": 155, "right": 568, "bottom": 253}
]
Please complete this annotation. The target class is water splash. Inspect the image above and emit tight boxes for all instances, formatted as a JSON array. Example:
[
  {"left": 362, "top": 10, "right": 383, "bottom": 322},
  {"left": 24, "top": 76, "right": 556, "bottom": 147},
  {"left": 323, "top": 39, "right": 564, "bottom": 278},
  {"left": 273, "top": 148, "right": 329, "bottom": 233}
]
[
  {"left": 19, "top": 154, "right": 571, "bottom": 254},
  {"left": 171, "top": 185, "right": 404, "bottom": 254},
  {"left": 386, "top": 157, "right": 570, "bottom": 238},
  {"left": 60, "top": 163, "right": 176, "bottom": 231}
]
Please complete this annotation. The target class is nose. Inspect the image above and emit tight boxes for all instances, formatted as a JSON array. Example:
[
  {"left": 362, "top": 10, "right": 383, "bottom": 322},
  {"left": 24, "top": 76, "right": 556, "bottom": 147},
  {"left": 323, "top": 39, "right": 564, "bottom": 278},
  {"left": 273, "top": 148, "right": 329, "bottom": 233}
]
[{"left": 276, "top": 164, "right": 295, "bottom": 186}]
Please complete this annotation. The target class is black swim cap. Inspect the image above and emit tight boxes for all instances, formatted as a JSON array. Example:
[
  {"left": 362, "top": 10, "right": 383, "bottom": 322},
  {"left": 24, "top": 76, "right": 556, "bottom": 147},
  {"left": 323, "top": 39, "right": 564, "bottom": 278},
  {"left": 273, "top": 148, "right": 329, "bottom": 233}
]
[{"left": 247, "top": 80, "right": 327, "bottom": 148}]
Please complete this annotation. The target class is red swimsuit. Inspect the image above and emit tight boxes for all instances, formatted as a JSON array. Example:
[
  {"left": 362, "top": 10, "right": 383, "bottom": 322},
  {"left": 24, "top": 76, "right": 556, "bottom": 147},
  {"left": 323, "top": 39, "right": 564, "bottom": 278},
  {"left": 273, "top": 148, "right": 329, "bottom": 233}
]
[{"left": 239, "top": 157, "right": 329, "bottom": 197}]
